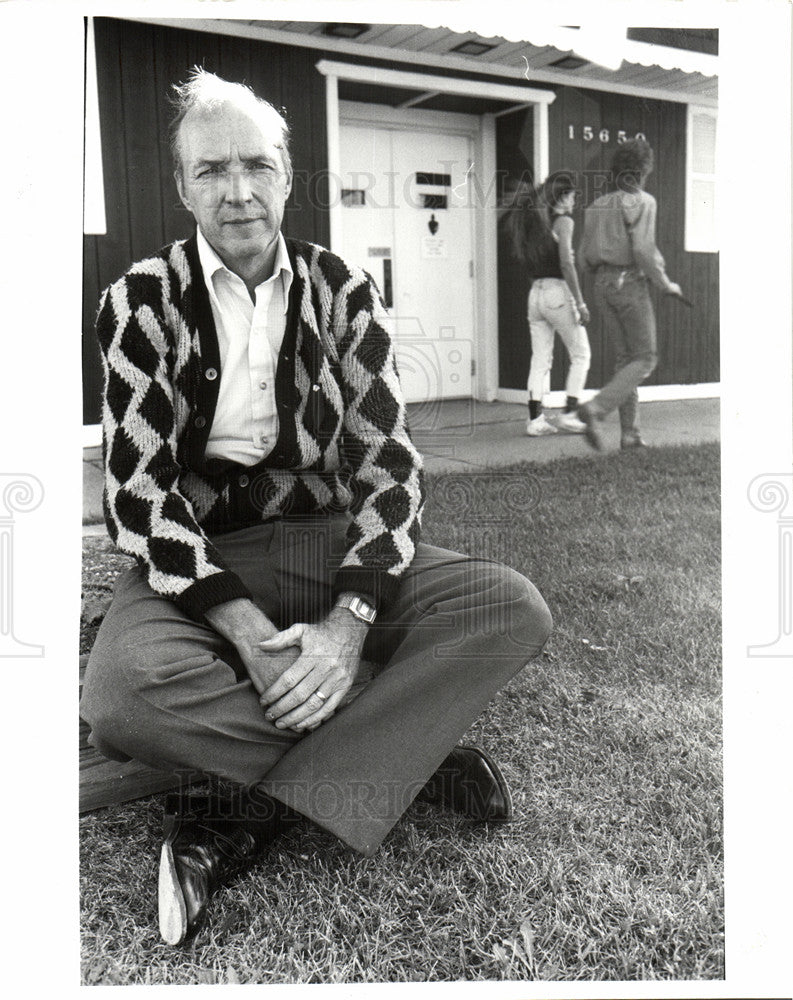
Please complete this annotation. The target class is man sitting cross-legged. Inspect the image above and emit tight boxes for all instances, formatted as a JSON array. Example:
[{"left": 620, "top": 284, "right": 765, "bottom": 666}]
[{"left": 80, "top": 69, "right": 552, "bottom": 946}]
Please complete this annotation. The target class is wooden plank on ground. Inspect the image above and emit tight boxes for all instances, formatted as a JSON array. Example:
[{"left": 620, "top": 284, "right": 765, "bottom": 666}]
[
  {"left": 79, "top": 654, "right": 183, "bottom": 813},
  {"left": 80, "top": 754, "right": 181, "bottom": 813}
]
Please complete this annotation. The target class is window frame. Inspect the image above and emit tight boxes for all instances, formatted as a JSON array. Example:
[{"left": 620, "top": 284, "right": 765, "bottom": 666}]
[
  {"left": 685, "top": 103, "right": 718, "bottom": 253},
  {"left": 83, "top": 17, "right": 107, "bottom": 236}
]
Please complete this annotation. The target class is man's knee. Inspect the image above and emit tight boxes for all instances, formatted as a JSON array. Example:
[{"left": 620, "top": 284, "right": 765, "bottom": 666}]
[
  {"left": 467, "top": 561, "right": 553, "bottom": 650},
  {"left": 504, "top": 565, "right": 553, "bottom": 649}
]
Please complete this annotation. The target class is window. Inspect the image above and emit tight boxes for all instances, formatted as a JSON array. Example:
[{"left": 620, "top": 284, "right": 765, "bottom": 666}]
[
  {"left": 685, "top": 105, "right": 717, "bottom": 253},
  {"left": 84, "top": 18, "right": 106, "bottom": 235}
]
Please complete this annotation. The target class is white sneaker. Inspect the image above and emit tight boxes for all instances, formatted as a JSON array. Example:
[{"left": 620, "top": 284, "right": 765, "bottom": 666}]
[
  {"left": 525, "top": 413, "right": 559, "bottom": 436},
  {"left": 555, "top": 411, "right": 587, "bottom": 433}
]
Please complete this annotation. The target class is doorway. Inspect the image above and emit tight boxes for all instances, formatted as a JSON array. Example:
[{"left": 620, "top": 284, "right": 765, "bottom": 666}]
[
  {"left": 338, "top": 111, "right": 476, "bottom": 402},
  {"left": 319, "top": 60, "right": 557, "bottom": 404}
]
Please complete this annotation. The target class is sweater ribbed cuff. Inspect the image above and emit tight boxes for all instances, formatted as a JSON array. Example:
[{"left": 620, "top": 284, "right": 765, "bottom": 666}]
[
  {"left": 174, "top": 571, "right": 253, "bottom": 622},
  {"left": 332, "top": 566, "right": 401, "bottom": 614}
]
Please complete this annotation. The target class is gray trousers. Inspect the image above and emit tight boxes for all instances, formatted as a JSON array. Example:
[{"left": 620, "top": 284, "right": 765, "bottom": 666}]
[
  {"left": 589, "top": 267, "right": 658, "bottom": 434},
  {"left": 81, "top": 516, "right": 552, "bottom": 855}
]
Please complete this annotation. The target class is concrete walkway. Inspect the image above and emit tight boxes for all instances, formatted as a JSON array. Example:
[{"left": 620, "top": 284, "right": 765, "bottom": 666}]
[
  {"left": 407, "top": 397, "right": 720, "bottom": 475},
  {"left": 83, "top": 397, "right": 720, "bottom": 528}
]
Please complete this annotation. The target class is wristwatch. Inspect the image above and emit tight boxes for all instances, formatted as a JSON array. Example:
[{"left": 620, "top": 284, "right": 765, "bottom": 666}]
[{"left": 336, "top": 594, "right": 377, "bottom": 624}]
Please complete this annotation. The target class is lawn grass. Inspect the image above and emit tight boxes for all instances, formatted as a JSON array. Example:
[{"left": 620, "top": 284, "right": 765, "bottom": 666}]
[{"left": 80, "top": 442, "right": 722, "bottom": 984}]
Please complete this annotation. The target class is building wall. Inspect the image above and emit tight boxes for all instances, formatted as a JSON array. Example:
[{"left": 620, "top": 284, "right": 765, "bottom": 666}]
[
  {"left": 84, "top": 18, "right": 719, "bottom": 422},
  {"left": 496, "top": 85, "right": 720, "bottom": 393}
]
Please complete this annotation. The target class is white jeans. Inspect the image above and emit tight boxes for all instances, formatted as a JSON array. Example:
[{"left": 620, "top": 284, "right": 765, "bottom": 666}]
[{"left": 527, "top": 278, "right": 591, "bottom": 402}]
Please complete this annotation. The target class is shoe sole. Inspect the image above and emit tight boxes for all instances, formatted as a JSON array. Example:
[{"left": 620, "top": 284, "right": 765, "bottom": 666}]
[
  {"left": 459, "top": 744, "right": 514, "bottom": 823},
  {"left": 158, "top": 841, "right": 188, "bottom": 946}
]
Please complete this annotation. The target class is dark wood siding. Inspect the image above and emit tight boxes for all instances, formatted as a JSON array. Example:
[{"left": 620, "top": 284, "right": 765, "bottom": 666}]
[
  {"left": 496, "top": 108, "right": 535, "bottom": 391},
  {"left": 83, "top": 18, "right": 329, "bottom": 422},
  {"left": 496, "top": 85, "right": 719, "bottom": 393}
]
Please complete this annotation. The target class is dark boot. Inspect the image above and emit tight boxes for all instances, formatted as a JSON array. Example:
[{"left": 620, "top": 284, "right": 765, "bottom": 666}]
[
  {"left": 158, "top": 790, "right": 286, "bottom": 946},
  {"left": 416, "top": 746, "right": 514, "bottom": 823}
]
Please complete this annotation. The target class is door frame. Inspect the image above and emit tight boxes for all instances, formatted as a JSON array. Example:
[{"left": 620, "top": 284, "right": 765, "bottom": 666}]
[
  {"left": 338, "top": 102, "right": 478, "bottom": 401},
  {"left": 317, "top": 59, "right": 556, "bottom": 402}
]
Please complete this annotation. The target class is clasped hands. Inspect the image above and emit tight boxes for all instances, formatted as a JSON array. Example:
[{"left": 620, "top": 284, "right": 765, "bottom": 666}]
[
  {"left": 205, "top": 597, "right": 369, "bottom": 734},
  {"left": 247, "top": 609, "right": 368, "bottom": 733}
]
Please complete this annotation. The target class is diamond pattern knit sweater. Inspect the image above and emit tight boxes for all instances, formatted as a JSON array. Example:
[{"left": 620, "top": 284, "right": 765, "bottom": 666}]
[{"left": 96, "top": 235, "right": 425, "bottom": 620}]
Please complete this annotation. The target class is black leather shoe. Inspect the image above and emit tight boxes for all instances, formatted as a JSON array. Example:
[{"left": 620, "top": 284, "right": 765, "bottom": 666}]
[
  {"left": 416, "top": 746, "right": 514, "bottom": 823},
  {"left": 158, "top": 792, "right": 283, "bottom": 946}
]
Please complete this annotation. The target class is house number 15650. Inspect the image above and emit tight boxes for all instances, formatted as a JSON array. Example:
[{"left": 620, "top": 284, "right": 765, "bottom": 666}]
[{"left": 568, "top": 126, "right": 647, "bottom": 143}]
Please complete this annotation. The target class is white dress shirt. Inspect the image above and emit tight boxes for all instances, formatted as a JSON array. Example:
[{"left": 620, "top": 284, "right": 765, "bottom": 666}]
[{"left": 196, "top": 227, "right": 293, "bottom": 466}]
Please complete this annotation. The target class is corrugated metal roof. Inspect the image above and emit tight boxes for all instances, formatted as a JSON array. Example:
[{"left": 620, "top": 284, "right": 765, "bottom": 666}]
[{"left": 242, "top": 20, "right": 718, "bottom": 103}]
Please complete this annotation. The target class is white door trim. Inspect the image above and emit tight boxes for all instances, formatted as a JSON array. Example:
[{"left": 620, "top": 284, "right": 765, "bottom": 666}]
[
  {"left": 316, "top": 59, "right": 557, "bottom": 108},
  {"left": 338, "top": 107, "right": 479, "bottom": 400},
  {"left": 340, "top": 101, "right": 481, "bottom": 135},
  {"left": 319, "top": 58, "right": 555, "bottom": 188},
  {"left": 322, "top": 60, "right": 556, "bottom": 402}
]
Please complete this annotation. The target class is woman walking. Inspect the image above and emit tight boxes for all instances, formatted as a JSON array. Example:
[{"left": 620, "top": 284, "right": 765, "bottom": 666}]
[{"left": 505, "top": 172, "right": 591, "bottom": 436}]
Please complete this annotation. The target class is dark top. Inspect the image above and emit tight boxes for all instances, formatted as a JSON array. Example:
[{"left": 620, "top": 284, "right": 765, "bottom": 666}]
[{"left": 530, "top": 220, "right": 563, "bottom": 280}]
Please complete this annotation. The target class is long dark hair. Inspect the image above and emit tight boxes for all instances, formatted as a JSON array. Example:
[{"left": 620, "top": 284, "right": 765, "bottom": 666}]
[{"left": 502, "top": 170, "right": 577, "bottom": 269}]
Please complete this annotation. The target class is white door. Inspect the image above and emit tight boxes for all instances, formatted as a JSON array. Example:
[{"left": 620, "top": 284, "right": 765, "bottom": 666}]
[{"left": 338, "top": 120, "right": 474, "bottom": 402}]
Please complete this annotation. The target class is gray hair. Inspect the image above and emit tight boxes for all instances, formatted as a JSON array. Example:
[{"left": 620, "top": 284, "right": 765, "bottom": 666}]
[{"left": 169, "top": 67, "right": 292, "bottom": 177}]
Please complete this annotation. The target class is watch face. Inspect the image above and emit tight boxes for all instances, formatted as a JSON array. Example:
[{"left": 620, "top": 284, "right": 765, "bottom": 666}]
[{"left": 350, "top": 597, "right": 376, "bottom": 622}]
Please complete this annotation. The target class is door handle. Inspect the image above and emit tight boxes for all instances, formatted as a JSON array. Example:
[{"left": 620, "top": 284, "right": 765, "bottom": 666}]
[{"left": 382, "top": 258, "right": 393, "bottom": 309}]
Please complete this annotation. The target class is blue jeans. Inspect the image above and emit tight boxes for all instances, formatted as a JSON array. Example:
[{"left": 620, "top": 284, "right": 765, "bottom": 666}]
[{"left": 590, "top": 267, "right": 657, "bottom": 435}]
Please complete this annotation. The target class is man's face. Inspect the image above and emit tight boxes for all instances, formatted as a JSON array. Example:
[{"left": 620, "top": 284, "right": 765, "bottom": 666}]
[{"left": 175, "top": 101, "right": 292, "bottom": 277}]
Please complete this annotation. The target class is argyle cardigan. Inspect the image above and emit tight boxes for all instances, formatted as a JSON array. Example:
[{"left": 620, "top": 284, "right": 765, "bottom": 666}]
[{"left": 96, "top": 235, "right": 425, "bottom": 620}]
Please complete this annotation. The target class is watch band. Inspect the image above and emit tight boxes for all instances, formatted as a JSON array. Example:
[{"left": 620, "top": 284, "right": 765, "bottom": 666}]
[{"left": 336, "top": 594, "right": 377, "bottom": 624}]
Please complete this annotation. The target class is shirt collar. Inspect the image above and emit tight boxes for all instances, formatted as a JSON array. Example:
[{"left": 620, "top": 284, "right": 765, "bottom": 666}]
[{"left": 196, "top": 227, "right": 293, "bottom": 309}]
